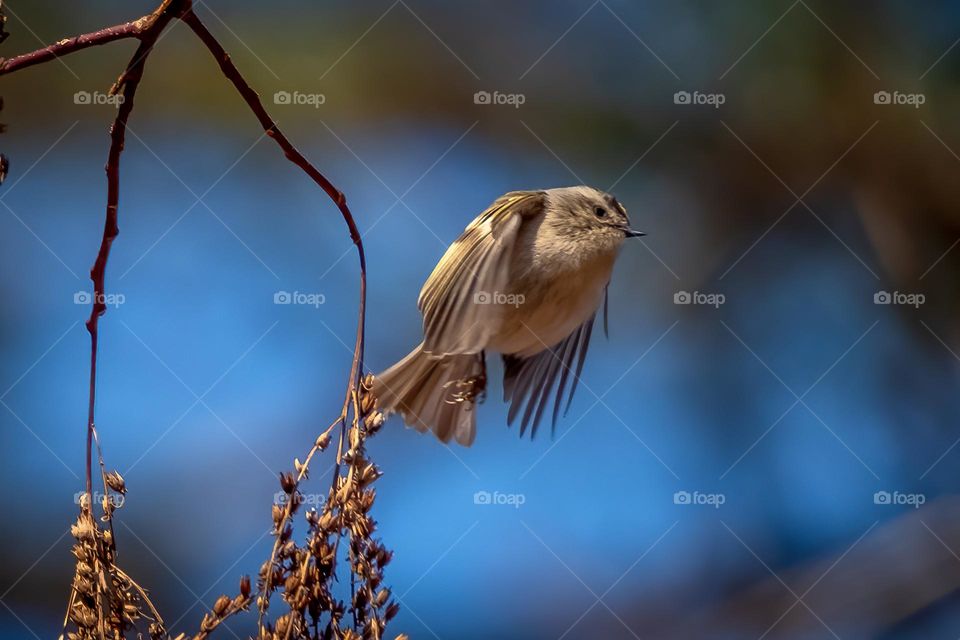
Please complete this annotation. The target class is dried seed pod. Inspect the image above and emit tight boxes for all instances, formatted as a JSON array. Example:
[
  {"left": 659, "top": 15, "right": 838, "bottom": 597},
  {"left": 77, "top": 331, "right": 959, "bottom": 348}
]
[
  {"left": 259, "top": 560, "right": 272, "bottom": 580},
  {"left": 279, "top": 471, "right": 296, "bottom": 494},
  {"left": 315, "top": 432, "right": 331, "bottom": 450},
  {"left": 275, "top": 613, "right": 290, "bottom": 636},
  {"left": 105, "top": 470, "right": 126, "bottom": 494},
  {"left": 240, "top": 575, "right": 251, "bottom": 598},
  {"left": 71, "top": 518, "right": 95, "bottom": 542},
  {"left": 366, "top": 411, "right": 385, "bottom": 432},
  {"left": 385, "top": 601, "right": 400, "bottom": 620},
  {"left": 359, "top": 388, "right": 376, "bottom": 416},
  {"left": 213, "top": 594, "right": 231, "bottom": 616},
  {"left": 75, "top": 576, "right": 94, "bottom": 596},
  {"left": 319, "top": 511, "right": 336, "bottom": 530}
]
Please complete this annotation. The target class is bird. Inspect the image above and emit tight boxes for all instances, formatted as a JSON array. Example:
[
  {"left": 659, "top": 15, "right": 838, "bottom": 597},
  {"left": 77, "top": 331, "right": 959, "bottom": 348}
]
[{"left": 372, "top": 185, "right": 643, "bottom": 446}]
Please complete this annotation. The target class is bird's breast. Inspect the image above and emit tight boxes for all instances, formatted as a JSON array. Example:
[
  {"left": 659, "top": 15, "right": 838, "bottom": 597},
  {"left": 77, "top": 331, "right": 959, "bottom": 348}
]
[{"left": 488, "top": 251, "right": 615, "bottom": 357}]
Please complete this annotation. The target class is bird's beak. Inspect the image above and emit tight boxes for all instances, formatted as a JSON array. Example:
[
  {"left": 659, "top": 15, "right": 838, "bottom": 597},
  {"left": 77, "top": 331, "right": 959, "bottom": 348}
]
[{"left": 622, "top": 228, "right": 646, "bottom": 238}]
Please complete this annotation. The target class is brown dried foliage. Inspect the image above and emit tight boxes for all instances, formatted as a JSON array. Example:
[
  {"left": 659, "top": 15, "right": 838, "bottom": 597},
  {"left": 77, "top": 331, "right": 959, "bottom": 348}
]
[
  {"left": 0, "top": 2, "right": 401, "bottom": 638},
  {"left": 257, "top": 376, "right": 397, "bottom": 640}
]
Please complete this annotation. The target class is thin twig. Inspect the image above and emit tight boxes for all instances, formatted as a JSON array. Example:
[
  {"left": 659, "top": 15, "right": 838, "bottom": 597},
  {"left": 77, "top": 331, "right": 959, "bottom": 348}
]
[
  {"left": 84, "top": 0, "right": 181, "bottom": 509},
  {"left": 180, "top": 9, "right": 367, "bottom": 396},
  {"left": 79, "top": 11, "right": 178, "bottom": 638},
  {"left": 0, "top": 0, "right": 175, "bottom": 77}
]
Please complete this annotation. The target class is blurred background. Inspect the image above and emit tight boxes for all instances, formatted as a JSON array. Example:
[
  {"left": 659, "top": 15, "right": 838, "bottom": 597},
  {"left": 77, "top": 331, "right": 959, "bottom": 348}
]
[{"left": 2, "top": 1, "right": 960, "bottom": 638}]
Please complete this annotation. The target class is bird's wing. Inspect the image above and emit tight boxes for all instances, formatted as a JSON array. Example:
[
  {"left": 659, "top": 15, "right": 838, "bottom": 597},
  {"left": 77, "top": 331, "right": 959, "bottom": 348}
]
[
  {"left": 501, "top": 315, "right": 595, "bottom": 438},
  {"left": 418, "top": 191, "right": 544, "bottom": 355}
]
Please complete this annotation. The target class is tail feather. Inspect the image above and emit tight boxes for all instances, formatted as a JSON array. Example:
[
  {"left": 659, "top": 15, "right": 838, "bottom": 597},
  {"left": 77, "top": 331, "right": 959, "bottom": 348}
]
[{"left": 373, "top": 343, "right": 484, "bottom": 446}]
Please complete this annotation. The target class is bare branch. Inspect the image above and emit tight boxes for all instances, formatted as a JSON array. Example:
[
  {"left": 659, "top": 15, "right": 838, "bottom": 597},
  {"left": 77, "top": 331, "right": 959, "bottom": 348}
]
[
  {"left": 0, "top": 1, "right": 178, "bottom": 77},
  {"left": 180, "top": 8, "right": 367, "bottom": 399}
]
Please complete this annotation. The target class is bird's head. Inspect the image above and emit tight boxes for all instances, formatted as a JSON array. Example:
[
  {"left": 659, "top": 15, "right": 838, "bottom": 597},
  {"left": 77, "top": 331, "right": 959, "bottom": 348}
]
[{"left": 544, "top": 186, "right": 644, "bottom": 254}]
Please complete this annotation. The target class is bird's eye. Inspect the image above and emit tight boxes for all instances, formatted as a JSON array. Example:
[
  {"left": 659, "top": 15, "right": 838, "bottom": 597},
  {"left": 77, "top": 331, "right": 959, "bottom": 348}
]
[{"left": 594, "top": 207, "right": 607, "bottom": 218}]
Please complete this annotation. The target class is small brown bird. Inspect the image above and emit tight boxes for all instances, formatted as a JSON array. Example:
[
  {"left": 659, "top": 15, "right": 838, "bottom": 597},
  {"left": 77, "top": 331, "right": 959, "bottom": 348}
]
[{"left": 373, "top": 186, "right": 643, "bottom": 446}]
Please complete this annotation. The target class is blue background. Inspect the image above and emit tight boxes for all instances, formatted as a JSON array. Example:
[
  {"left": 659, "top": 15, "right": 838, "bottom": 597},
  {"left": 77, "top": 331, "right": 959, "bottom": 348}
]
[{"left": 3, "top": 1, "right": 960, "bottom": 638}]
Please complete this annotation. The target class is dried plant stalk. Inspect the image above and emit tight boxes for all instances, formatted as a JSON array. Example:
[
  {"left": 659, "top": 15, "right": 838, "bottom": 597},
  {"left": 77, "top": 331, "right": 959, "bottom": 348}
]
[
  {"left": 0, "top": 1, "right": 401, "bottom": 638},
  {"left": 257, "top": 376, "right": 397, "bottom": 640}
]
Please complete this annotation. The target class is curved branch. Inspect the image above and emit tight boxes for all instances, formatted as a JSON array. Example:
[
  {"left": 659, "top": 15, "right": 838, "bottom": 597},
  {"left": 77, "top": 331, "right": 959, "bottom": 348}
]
[
  {"left": 84, "top": 2, "right": 180, "bottom": 499},
  {"left": 179, "top": 11, "right": 371, "bottom": 632},
  {"left": 180, "top": 8, "right": 367, "bottom": 399}
]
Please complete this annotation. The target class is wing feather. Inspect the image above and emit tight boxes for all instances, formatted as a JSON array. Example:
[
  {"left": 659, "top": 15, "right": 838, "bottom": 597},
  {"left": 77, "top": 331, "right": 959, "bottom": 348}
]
[
  {"left": 502, "top": 315, "right": 596, "bottom": 438},
  {"left": 418, "top": 191, "right": 544, "bottom": 355},
  {"left": 564, "top": 316, "right": 595, "bottom": 415}
]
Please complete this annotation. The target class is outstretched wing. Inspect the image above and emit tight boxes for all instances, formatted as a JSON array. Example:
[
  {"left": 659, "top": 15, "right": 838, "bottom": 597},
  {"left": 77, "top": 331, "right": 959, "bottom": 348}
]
[
  {"left": 502, "top": 316, "right": 596, "bottom": 438},
  {"left": 418, "top": 191, "right": 544, "bottom": 355}
]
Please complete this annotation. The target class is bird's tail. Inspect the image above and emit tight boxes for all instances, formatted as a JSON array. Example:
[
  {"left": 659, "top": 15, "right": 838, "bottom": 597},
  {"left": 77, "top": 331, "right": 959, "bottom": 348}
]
[{"left": 373, "top": 343, "right": 484, "bottom": 446}]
